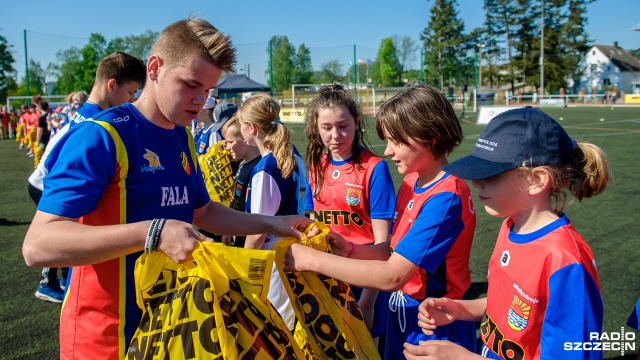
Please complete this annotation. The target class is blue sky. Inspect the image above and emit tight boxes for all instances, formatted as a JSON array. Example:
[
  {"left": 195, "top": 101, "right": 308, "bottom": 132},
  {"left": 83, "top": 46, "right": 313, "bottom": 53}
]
[{"left": 2, "top": 0, "right": 639, "bottom": 86}]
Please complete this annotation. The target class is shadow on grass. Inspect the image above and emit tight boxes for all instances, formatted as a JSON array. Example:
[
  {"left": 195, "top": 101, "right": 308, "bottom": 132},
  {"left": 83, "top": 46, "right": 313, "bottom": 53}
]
[
  {"left": 466, "top": 281, "right": 488, "bottom": 300},
  {"left": 0, "top": 218, "right": 31, "bottom": 226}
]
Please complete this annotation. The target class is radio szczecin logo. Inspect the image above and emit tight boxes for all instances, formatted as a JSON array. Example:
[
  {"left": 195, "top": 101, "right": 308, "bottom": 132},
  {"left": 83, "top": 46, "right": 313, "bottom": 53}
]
[{"left": 564, "top": 328, "right": 636, "bottom": 355}]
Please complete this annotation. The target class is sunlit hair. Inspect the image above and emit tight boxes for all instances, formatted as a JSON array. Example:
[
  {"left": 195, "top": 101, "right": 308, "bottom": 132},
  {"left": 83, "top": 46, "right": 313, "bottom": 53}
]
[
  {"left": 72, "top": 91, "right": 88, "bottom": 103},
  {"left": 305, "top": 84, "right": 367, "bottom": 199},
  {"left": 221, "top": 114, "right": 241, "bottom": 138},
  {"left": 376, "top": 83, "right": 463, "bottom": 159},
  {"left": 151, "top": 18, "right": 236, "bottom": 72},
  {"left": 519, "top": 141, "right": 613, "bottom": 214},
  {"left": 31, "top": 95, "right": 42, "bottom": 105},
  {"left": 95, "top": 51, "right": 146, "bottom": 88},
  {"left": 236, "top": 93, "right": 296, "bottom": 178}
]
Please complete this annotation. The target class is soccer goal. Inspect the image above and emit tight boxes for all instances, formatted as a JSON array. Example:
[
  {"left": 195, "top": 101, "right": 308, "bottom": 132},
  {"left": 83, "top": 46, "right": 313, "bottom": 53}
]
[{"left": 291, "top": 84, "right": 377, "bottom": 120}]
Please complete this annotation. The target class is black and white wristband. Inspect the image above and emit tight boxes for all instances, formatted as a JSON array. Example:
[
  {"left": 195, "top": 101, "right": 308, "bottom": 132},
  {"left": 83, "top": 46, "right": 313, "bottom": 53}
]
[
  {"left": 152, "top": 218, "right": 165, "bottom": 253},
  {"left": 145, "top": 219, "right": 160, "bottom": 254}
]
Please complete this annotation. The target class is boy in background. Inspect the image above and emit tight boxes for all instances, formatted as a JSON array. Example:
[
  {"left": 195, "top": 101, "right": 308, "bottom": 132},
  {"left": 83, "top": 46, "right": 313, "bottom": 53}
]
[{"left": 220, "top": 115, "right": 261, "bottom": 247}]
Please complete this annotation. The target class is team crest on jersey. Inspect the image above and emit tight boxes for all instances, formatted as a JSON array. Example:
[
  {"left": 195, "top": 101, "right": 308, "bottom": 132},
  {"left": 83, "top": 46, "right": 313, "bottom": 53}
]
[
  {"left": 345, "top": 188, "right": 362, "bottom": 206},
  {"left": 507, "top": 295, "right": 531, "bottom": 331},
  {"left": 332, "top": 170, "right": 340, "bottom": 179},
  {"left": 407, "top": 199, "right": 414, "bottom": 211},
  {"left": 180, "top": 151, "right": 191, "bottom": 175},
  {"left": 142, "top": 149, "right": 165, "bottom": 173}
]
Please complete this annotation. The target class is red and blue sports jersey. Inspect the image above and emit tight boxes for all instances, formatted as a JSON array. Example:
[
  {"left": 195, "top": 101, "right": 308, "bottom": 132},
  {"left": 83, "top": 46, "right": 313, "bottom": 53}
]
[
  {"left": 390, "top": 172, "right": 476, "bottom": 300},
  {"left": 304, "top": 149, "right": 395, "bottom": 245},
  {"left": 38, "top": 103, "right": 210, "bottom": 360},
  {"left": 385, "top": 172, "right": 477, "bottom": 359},
  {"left": 481, "top": 215, "right": 602, "bottom": 360}
]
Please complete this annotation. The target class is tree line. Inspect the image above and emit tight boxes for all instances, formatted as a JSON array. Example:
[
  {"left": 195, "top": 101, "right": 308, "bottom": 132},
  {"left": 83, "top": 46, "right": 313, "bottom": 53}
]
[{"left": 1, "top": 0, "right": 638, "bottom": 104}]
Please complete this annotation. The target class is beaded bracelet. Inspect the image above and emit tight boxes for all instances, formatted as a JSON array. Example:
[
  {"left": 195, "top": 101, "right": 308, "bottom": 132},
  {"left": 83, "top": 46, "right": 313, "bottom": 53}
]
[
  {"left": 346, "top": 241, "right": 356, "bottom": 258},
  {"left": 151, "top": 218, "right": 166, "bottom": 253}
]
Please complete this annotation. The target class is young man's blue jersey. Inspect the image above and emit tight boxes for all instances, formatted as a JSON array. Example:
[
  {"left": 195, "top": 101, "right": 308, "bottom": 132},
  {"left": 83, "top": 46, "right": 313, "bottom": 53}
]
[{"left": 39, "top": 103, "right": 209, "bottom": 358}]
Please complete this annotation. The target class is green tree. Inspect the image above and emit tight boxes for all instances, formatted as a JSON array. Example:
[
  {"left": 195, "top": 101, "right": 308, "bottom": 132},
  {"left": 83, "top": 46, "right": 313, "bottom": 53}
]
[
  {"left": 421, "top": 0, "right": 467, "bottom": 90},
  {"left": 0, "top": 31, "right": 17, "bottom": 103},
  {"left": 375, "top": 38, "right": 401, "bottom": 87},
  {"left": 293, "top": 44, "right": 313, "bottom": 84},
  {"left": 106, "top": 30, "right": 158, "bottom": 61},
  {"left": 512, "top": 0, "right": 539, "bottom": 90},
  {"left": 392, "top": 35, "right": 418, "bottom": 80},
  {"left": 483, "top": 0, "right": 520, "bottom": 91},
  {"left": 562, "top": 0, "right": 594, "bottom": 93},
  {"left": 52, "top": 47, "right": 83, "bottom": 96},
  {"left": 318, "top": 60, "right": 343, "bottom": 84},
  {"left": 267, "top": 36, "right": 295, "bottom": 91},
  {"left": 15, "top": 59, "right": 45, "bottom": 97},
  {"left": 76, "top": 33, "right": 109, "bottom": 92}
]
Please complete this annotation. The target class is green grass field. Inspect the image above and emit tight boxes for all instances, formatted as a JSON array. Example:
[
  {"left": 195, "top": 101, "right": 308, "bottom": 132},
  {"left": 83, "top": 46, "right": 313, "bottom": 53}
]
[{"left": 1, "top": 106, "right": 639, "bottom": 359}]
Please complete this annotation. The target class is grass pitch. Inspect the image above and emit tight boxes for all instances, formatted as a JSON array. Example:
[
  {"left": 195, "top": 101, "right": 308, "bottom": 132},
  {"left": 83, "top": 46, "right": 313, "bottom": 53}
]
[{"left": 0, "top": 106, "right": 638, "bottom": 359}]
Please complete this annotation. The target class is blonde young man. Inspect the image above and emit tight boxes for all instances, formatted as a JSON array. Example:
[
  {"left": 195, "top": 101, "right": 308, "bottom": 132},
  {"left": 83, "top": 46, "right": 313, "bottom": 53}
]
[{"left": 22, "top": 18, "right": 311, "bottom": 359}]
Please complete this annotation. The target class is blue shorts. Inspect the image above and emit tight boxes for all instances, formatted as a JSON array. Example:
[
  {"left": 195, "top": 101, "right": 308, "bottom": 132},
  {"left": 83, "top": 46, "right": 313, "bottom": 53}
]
[{"left": 384, "top": 291, "right": 477, "bottom": 359}]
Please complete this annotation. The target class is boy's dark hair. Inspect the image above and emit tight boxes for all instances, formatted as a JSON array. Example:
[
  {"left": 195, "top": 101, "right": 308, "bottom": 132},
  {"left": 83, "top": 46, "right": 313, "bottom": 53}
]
[
  {"left": 376, "top": 84, "right": 463, "bottom": 159},
  {"left": 95, "top": 51, "right": 147, "bottom": 88}
]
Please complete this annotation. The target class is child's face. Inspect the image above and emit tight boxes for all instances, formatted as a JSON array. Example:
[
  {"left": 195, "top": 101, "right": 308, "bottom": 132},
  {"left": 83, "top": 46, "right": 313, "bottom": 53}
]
[
  {"left": 383, "top": 132, "right": 433, "bottom": 175},
  {"left": 471, "top": 169, "right": 530, "bottom": 219},
  {"left": 108, "top": 80, "right": 141, "bottom": 107},
  {"left": 317, "top": 105, "right": 357, "bottom": 161},
  {"left": 239, "top": 121, "right": 257, "bottom": 147},
  {"left": 224, "top": 132, "right": 249, "bottom": 161},
  {"left": 151, "top": 53, "right": 221, "bottom": 128}
]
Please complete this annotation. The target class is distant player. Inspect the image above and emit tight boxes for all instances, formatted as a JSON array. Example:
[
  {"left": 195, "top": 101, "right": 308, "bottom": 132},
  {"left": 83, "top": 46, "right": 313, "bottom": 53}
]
[{"left": 220, "top": 115, "right": 261, "bottom": 247}]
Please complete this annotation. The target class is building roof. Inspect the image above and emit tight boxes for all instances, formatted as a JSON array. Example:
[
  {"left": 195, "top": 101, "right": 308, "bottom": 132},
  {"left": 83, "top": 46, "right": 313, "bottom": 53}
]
[{"left": 594, "top": 45, "right": 640, "bottom": 72}]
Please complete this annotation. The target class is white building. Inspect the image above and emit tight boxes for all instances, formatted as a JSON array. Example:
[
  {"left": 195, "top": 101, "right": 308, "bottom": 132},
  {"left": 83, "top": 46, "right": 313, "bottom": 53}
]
[{"left": 574, "top": 42, "right": 640, "bottom": 94}]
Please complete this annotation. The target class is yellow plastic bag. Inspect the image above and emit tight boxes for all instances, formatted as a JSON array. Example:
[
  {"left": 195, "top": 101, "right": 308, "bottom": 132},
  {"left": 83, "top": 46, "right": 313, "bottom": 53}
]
[
  {"left": 198, "top": 140, "right": 234, "bottom": 207},
  {"left": 273, "top": 223, "right": 380, "bottom": 360},
  {"left": 127, "top": 242, "right": 304, "bottom": 359}
]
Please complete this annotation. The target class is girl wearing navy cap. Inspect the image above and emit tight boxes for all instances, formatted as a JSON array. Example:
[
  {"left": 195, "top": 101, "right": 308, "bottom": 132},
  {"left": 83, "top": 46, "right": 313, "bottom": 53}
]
[{"left": 408, "top": 107, "right": 612, "bottom": 360}]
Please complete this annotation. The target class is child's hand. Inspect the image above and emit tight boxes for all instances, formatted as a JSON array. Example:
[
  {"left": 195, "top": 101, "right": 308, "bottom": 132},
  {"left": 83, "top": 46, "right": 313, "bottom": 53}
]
[
  {"left": 326, "top": 232, "right": 351, "bottom": 257},
  {"left": 284, "top": 243, "right": 316, "bottom": 272},
  {"left": 417, "top": 297, "right": 458, "bottom": 335},
  {"left": 403, "top": 340, "right": 476, "bottom": 360}
]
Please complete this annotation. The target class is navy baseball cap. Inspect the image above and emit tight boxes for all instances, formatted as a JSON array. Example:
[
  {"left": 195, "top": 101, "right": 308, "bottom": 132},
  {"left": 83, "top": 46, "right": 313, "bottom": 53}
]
[
  {"left": 442, "top": 107, "right": 575, "bottom": 180},
  {"left": 212, "top": 101, "right": 238, "bottom": 132}
]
